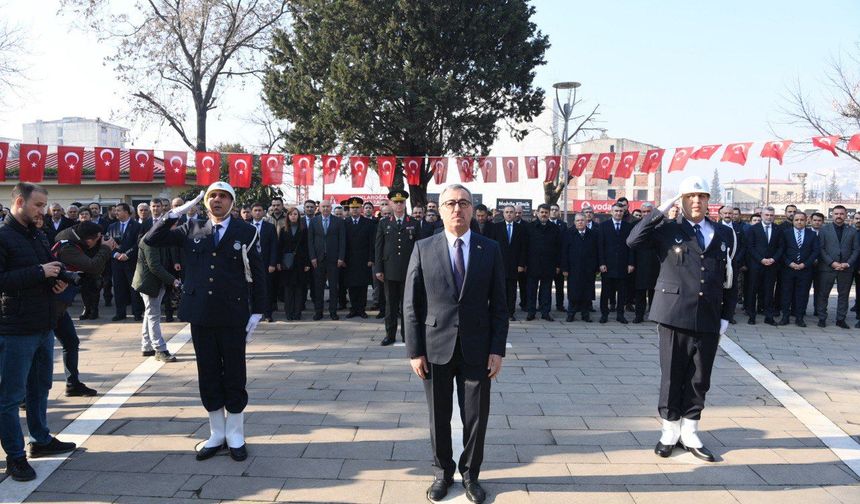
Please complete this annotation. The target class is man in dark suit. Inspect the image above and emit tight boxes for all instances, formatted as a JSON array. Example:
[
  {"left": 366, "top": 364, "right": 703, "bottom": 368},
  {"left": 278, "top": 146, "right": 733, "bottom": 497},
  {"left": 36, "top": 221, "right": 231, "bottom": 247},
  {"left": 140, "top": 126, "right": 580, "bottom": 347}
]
[
  {"left": 779, "top": 212, "right": 820, "bottom": 326},
  {"left": 809, "top": 212, "right": 825, "bottom": 318},
  {"left": 307, "top": 200, "right": 346, "bottom": 321},
  {"left": 250, "top": 203, "right": 279, "bottom": 322},
  {"left": 718, "top": 205, "right": 746, "bottom": 324},
  {"left": 490, "top": 205, "right": 526, "bottom": 321},
  {"left": 473, "top": 204, "right": 491, "bottom": 236},
  {"left": 632, "top": 203, "right": 660, "bottom": 323},
  {"left": 548, "top": 204, "right": 566, "bottom": 311},
  {"left": 404, "top": 184, "right": 507, "bottom": 504},
  {"left": 523, "top": 204, "right": 561, "bottom": 321},
  {"left": 745, "top": 206, "right": 783, "bottom": 325},
  {"left": 815, "top": 205, "right": 859, "bottom": 328},
  {"left": 107, "top": 203, "right": 143, "bottom": 321},
  {"left": 343, "top": 197, "right": 375, "bottom": 318},
  {"left": 561, "top": 213, "right": 598, "bottom": 322},
  {"left": 598, "top": 204, "right": 635, "bottom": 324},
  {"left": 44, "top": 203, "right": 75, "bottom": 242}
]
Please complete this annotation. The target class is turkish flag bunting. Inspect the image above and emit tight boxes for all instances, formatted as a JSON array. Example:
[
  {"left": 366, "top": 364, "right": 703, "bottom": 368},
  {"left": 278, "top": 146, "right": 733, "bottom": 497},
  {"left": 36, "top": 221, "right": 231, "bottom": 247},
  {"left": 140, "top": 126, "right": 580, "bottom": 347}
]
[
  {"left": 524, "top": 156, "right": 539, "bottom": 178},
  {"left": 292, "top": 154, "right": 315, "bottom": 185},
  {"left": 404, "top": 157, "right": 423, "bottom": 185},
  {"left": 592, "top": 153, "right": 615, "bottom": 180},
  {"left": 812, "top": 135, "right": 840, "bottom": 156},
  {"left": 430, "top": 157, "right": 448, "bottom": 184},
  {"left": 377, "top": 156, "right": 396, "bottom": 187},
  {"left": 57, "top": 146, "right": 85, "bottom": 184},
  {"left": 668, "top": 147, "right": 693, "bottom": 173},
  {"left": 195, "top": 151, "right": 222, "bottom": 186},
  {"left": 228, "top": 153, "right": 253, "bottom": 188},
  {"left": 0, "top": 142, "right": 8, "bottom": 181},
  {"left": 721, "top": 142, "right": 753, "bottom": 166},
  {"left": 456, "top": 157, "right": 474, "bottom": 182},
  {"left": 163, "top": 151, "right": 187, "bottom": 186},
  {"left": 544, "top": 156, "right": 561, "bottom": 182},
  {"left": 571, "top": 154, "right": 591, "bottom": 177},
  {"left": 848, "top": 134, "right": 860, "bottom": 151},
  {"left": 691, "top": 144, "right": 722, "bottom": 160},
  {"left": 502, "top": 157, "right": 519, "bottom": 183},
  {"left": 478, "top": 157, "right": 497, "bottom": 183},
  {"left": 615, "top": 151, "right": 640, "bottom": 179},
  {"left": 760, "top": 140, "right": 792, "bottom": 165},
  {"left": 129, "top": 149, "right": 154, "bottom": 182},
  {"left": 94, "top": 147, "right": 120, "bottom": 181},
  {"left": 260, "top": 154, "right": 284, "bottom": 185},
  {"left": 322, "top": 155, "right": 341, "bottom": 184},
  {"left": 641, "top": 149, "right": 664, "bottom": 173},
  {"left": 18, "top": 144, "right": 47, "bottom": 182},
  {"left": 350, "top": 156, "right": 370, "bottom": 188}
]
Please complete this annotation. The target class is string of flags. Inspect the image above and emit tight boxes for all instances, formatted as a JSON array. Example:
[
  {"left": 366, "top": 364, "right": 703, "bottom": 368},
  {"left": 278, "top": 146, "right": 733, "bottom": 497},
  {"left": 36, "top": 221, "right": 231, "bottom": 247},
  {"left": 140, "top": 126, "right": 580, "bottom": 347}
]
[{"left": 1, "top": 134, "right": 858, "bottom": 188}]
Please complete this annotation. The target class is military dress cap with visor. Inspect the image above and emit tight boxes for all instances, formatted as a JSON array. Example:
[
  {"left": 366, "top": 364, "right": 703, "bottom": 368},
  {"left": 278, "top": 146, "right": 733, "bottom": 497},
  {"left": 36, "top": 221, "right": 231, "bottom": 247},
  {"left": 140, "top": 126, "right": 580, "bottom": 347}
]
[
  {"left": 347, "top": 197, "right": 364, "bottom": 208},
  {"left": 388, "top": 190, "right": 409, "bottom": 202}
]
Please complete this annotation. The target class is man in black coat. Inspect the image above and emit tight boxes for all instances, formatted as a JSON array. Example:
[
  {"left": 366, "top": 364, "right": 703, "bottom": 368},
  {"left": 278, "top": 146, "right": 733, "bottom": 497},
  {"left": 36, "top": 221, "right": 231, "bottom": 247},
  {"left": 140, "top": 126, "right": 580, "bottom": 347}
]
[
  {"left": 744, "top": 206, "right": 784, "bottom": 325},
  {"left": 632, "top": 203, "right": 660, "bottom": 323},
  {"left": 107, "top": 203, "right": 143, "bottom": 321},
  {"left": 523, "top": 204, "right": 561, "bottom": 321},
  {"left": 474, "top": 204, "right": 492, "bottom": 236},
  {"left": 779, "top": 212, "right": 820, "bottom": 326},
  {"left": 44, "top": 203, "right": 75, "bottom": 243},
  {"left": 717, "top": 205, "right": 746, "bottom": 324},
  {"left": 489, "top": 205, "right": 526, "bottom": 321},
  {"left": 250, "top": 203, "right": 279, "bottom": 322},
  {"left": 307, "top": 200, "right": 346, "bottom": 320},
  {"left": 561, "top": 213, "right": 598, "bottom": 322},
  {"left": 548, "top": 204, "right": 566, "bottom": 311},
  {"left": 598, "top": 204, "right": 635, "bottom": 324},
  {"left": 343, "top": 197, "right": 375, "bottom": 318}
]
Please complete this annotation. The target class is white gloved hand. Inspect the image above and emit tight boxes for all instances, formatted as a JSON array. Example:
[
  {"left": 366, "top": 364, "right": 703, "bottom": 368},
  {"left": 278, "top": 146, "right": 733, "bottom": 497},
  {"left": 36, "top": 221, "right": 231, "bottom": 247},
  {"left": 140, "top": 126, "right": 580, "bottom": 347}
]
[
  {"left": 719, "top": 319, "right": 729, "bottom": 336},
  {"left": 168, "top": 190, "right": 204, "bottom": 218},
  {"left": 245, "top": 313, "right": 263, "bottom": 342},
  {"left": 658, "top": 193, "right": 680, "bottom": 214}
]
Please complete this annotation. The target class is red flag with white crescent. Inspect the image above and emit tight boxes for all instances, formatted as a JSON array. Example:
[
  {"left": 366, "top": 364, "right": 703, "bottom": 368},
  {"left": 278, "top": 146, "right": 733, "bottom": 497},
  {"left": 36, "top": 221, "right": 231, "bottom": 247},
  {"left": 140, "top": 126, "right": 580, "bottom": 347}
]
[
  {"left": 812, "top": 135, "right": 840, "bottom": 156},
  {"left": 322, "top": 155, "right": 341, "bottom": 184},
  {"left": 668, "top": 147, "right": 693, "bottom": 173},
  {"left": 260, "top": 154, "right": 284, "bottom": 185},
  {"left": 350, "top": 156, "right": 370, "bottom": 188},
  {"left": 0, "top": 142, "right": 9, "bottom": 181},
  {"left": 721, "top": 142, "right": 753, "bottom": 166},
  {"left": 430, "top": 157, "right": 448, "bottom": 184},
  {"left": 94, "top": 147, "right": 120, "bottom": 181},
  {"left": 163, "top": 151, "right": 188, "bottom": 186},
  {"left": 404, "top": 156, "right": 423, "bottom": 185},
  {"left": 228, "top": 153, "right": 253, "bottom": 188},
  {"left": 760, "top": 140, "right": 792, "bottom": 165},
  {"left": 592, "top": 153, "right": 615, "bottom": 180},
  {"left": 641, "top": 149, "right": 664, "bottom": 173},
  {"left": 848, "top": 134, "right": 860, "bottom": 152},
  {"left": 129, "top": 149, "right": 154, "bottom": 182},
  {"left": 195, "top": 151, "right": 221, "bottom": 185},
  {"left": 18, "top": 144, "right": 47, "bottom": 182},
  {"left": 456, "top": 157, "right": 474, "bottom": 182},
  {"left": 478, "top": 157, "right": 497, "bottom": 183},
  {"left": 544, "top": 156, "right": 561, "bottom": 182},
  {"left": 615, "top": 151, "right": 640, "bottom": 179},
  {"left": 377, "top": 156, "right": 396, "bottom": 187},
  {"left": 502, "top": 157, "right": 518, "bottom": 183},
  {"left": 57, "top": 146, "right": 85, "bottom": 185},
  {"left": 690, "top": 144, "right": 722, "bottom": 160},
  {"left": 570, "top": 154, "right": 591, "bottom": 177},
  {"left": 292, "top": 154, "right": 315, "bottom": 185},
  {"left": 525, "top": 156, "right": 539, "bottom": 178}
]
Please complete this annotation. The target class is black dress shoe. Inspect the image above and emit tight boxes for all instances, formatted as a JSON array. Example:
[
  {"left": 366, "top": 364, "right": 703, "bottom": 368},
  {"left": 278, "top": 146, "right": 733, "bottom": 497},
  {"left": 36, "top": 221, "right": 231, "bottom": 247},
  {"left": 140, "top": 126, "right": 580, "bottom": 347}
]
[
  {"left": 462, "top": 480, "right": 486, "bottom": 504},
  {"left": 566, "top": 314, "right": 575, "bottom": 322},
  {"left": 229, "top": 444, "right": 248, "bottom": 461},
  {"left": 764, "top": 317, "right": 777, "bottom": 326},
  {"left": 27, "top": 437, "right": 76, "bottom": 458},
  {"left": 142, "top": 350, "right": 156, "bottom": 357},
  {"left": 581, "top": 314, "right": 592, "bottom": 322},
  {"left": 111, "top": 314, "right": 127, "bottom": 322},
  {"left": 359, "top": 312, "right": 368, "bottom": 319},
  {"left": 5, "top": 456, "right": 36, "bottom": 481},
  {"left": 380, "top": 337, "right": 395, "bottom": 346},
  {"left": 818, "top": 319, "right": 826, "bottom": 328},
  {"left": 526, "top": 313, "right": 536, "bottom": 321},
  {"left": 541, "top": 313, "right": 554, "bottom": 321},
  {"left": 679, "top": 442, "right": 715, "bottom": 462},
  {"left": 266, "top": 316, "right": 274, "bottom": 323},
  {"left": 616, "top": 316, "right": 629, "bottom": 324},
  {"left": 196, "top": 442, "right": 226, "bottom": 461},
  {"left": 779, "top": 317, "right": 790, "bottom": 326},
  {"left": 796, "top": 319, "right": 807, "bottom": 327},
  {"left": 599, "top": 315, "right": 608, "bottom": 323},
  {"left": 747, "top": 317, "right": 756, "bottom": 325},
  {"left": 836, "top": 319, "right": 850, "bottom": 329},
  {"left": 312, "top": 313, "right": 323, "bottom": 321},
  {"left": 65, "top": 382, "right": 98, "bottom": 397},
  {"left": 654, "top": 441, "right": 675, "bottom": 458},
  {"left": 426, "top": 478, "right": 453, "bottom": 501},
  {"left": 330, "top": 313, "right": 340, "bottom": 321},
  {"left": 346, "top": 312, "right": 357, "bottom": 319}
]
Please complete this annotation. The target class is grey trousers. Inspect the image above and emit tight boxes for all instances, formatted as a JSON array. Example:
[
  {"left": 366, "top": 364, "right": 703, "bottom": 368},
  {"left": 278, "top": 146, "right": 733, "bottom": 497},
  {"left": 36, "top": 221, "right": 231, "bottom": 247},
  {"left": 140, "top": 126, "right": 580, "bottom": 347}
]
[
  {"left": 140, "top": 288, "right": 167, "bottom": 352},
  {"left": 816, "top": 269, "right": 852, "bottom": 322}
]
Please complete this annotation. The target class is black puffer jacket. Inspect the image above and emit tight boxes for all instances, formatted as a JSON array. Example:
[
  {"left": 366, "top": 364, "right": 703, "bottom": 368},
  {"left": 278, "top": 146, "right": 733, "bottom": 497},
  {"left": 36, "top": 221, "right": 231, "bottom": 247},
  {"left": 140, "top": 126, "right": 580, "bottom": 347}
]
[{"left": 0, "top": 214, "right": 57, "bottom": 334}]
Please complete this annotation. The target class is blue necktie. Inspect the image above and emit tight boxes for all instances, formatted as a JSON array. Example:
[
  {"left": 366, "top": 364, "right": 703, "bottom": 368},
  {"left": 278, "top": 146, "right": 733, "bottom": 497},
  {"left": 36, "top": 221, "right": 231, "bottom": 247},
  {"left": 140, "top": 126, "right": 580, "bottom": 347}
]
[
  {"left": 693, "top": 224, "right": 705, "bottom": 250},
  {"left": 214, "top": 224, "right": 222, "bottom": 246},
  {"left": 507, "top": 223, "right": 512, "bottom": 244},
  {"left": 453, "top": 238, "right": 465, "bottom": 293}
]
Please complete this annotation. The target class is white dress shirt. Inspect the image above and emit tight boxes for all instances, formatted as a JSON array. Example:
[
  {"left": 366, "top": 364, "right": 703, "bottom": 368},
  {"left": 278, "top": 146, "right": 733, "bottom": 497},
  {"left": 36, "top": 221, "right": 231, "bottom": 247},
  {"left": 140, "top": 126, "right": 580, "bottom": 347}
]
[
  {"left": 445, "top": 229, "right": 471, "bottom": 276},
  {"left": 210, "top": 216, "right": 231, "bottom": 243},
  {"left": 686, "top": 218, "right": 715, "bottom": 249}
]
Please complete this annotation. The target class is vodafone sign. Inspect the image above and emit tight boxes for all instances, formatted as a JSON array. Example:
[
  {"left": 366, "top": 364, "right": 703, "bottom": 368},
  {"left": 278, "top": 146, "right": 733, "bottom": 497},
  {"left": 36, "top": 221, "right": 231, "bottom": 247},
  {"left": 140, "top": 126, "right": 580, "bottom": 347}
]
[{"left": 571, "top": 200, "right": 653, "bottom": 212}]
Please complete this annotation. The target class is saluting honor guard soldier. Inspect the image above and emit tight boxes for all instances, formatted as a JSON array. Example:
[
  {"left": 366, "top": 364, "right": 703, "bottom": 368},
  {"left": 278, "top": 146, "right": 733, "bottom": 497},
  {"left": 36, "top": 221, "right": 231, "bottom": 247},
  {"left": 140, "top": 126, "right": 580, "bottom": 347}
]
[
  {"left": 627, "top": 176, "right": 735, "bottom": 463},
  {"left": 375, "top": 190, "right": 419, "bottom": 346},
  {"left": 145, "top": 181, "right": 268, "bottom": 462}
]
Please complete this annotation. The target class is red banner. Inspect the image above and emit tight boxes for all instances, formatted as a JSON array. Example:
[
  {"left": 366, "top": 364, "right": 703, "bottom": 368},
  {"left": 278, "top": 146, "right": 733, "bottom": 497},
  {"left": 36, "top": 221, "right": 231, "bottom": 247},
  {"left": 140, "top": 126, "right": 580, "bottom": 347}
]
[
  {"left": 292, "top": 154, "right": 315, "bottom": 185},
  {"left": 721, "top": 142, "right": 752, "bottom": 166},
  {"left": 615, "top": 151, "right": 639, "bottom": 179},
  {"left": 691, "top": 144, "right": 721, "bottom": 160},
  {"left": 430, "top": 157, "right": 448, "bottom": 184},
  {"left": 404, "top": 156, "right": 423, "bottom": 185},
  {"left": 377, "top": 155, "right": 396, "bottom": 187},
  {"left": 18, "top": 144, "right": 47, "bottom": 182},
  {"left": 195, "top": 151, "right": 221, "bottom": 185},
  {"left": 812, "top": 135, "right": 839, "bottom": 156},
  {"left": 525, "top": 156, "right": 539, "bottom": 178},
  {"left": 502, "top": 156, "right": 518, "bottom": 183},
  {"left": 129, "top": 149, "right": 154, "bottom": 182},
  {"left": 350, "top": 156, "right": 370, "bottom": 188},
  {"left": 571, "top": 154, "right": 591, "bottom": 177},
  {"left": 668, "top": 147, "right": 693, "bottom": 173},
  {"left": 163, "top": 151, "right": 187, "bottom": 186},
  {"left": 260, "top": 154, "right": 284, "bottom": 185},
  {"left": 57, "top": 146, "right": 85, "bottom": 184},
  {"left": 848, "top": 134, "right": 860, "bottom": 151},
  {"left": 228, "top": 153, "right": 253, "bottom": 188},
  {"left": 94, "top": 147, "right": 120, "bottom": 181},
  {"left": 592, "top": 153, "right": 615, "bottom": 180},
  {"left": 478, "top": 157, "right": 497, "bottom": 183},
  {"left": 641, "top": 149, "right": 664, "bottom": 173},
  {"left": 322, "top": 155, "right": 341, "bottom": 184},
  {"left": 760, "top": 140, "right": 792, "bottom": 165},
  {"left": 544, "top": 155, "right": 561, "bottom": 182},
  {"left": 456, "top": 157, "right": 474, "bottom": 182}
]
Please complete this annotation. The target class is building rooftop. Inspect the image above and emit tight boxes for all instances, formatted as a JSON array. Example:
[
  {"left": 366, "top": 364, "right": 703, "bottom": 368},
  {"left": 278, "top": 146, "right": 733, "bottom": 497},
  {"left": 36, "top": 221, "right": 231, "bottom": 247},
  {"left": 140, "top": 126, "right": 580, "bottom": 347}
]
[{"left": 728, "top": 178, "right": 800, "bottom": 185}]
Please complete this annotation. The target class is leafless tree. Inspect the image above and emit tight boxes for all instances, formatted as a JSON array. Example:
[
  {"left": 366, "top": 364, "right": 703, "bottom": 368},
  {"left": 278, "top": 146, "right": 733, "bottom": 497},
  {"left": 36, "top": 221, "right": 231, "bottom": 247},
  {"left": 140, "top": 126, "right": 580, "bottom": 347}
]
[
  {"left": 60, "top": 0, "right": 289, "bottom": 151},
  {"left": 0, "top": 13, "right": 27, "bottom": 106},
  {"left": 244, "top": 103, "right": 289, "bottom": 154}
]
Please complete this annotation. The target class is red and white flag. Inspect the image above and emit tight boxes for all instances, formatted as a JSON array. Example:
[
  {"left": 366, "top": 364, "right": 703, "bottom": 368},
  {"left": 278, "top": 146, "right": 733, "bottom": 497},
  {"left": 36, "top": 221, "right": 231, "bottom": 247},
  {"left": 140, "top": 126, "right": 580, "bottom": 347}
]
[
  {"left": 690, "top": 144, "right": 722, "bottom": 160},
  {"left": 848, "top": 134, "right": 860, "bottom": 152},
  {"left": 760, "top": 140, "right": 792, "bottom": 165},
  {"left": 228, "top": 153, "right": 253, "bottom": 188},
  {"left": 322, "top": 155, "right": 341, "bottom": 184},
  {"left": 478, "top": 157, "right": 497, "bottom": 183},
  {"left": 592, "top": 153, "right": 615, "bottom": 180},
  {"left": 163, "top": 151, "right": 188, "bottom": 186},
  {"left": 544, "top": 155, "right": 561, "bottom": 182},
  {"left": 615, "top": 151, "right": 640, "bottom": 179},
  {"left": 812, "top": 135, "right": 840, "bottom": 156},
  {"left": 57, "top": 146, "right": 85, "bottom": 185},
  {"left": 195, "top": 151, "right": 221, "bottom": 186},
  {"left": 260, "top": 154, "right": 284, "bottom": 186},
  {"left": 502, "top": 157, "right": 518, "bottom": 183},
  {"left": 129, "top": 149, "right": 154, "bottom": 182},
  {"left": 377, "top": 156, "right": 397, "bottom": 187},
  {"left": 430, "top": 157, "right": 448, "bottom": 184},
  {"left": 94, "top": 147, "right": 120, "bottom": 181},
  {"left": 0, "top": 142, "right": 7, "bottom": 181},
  {"left": 641, "top": 149, "right": 664, "bottom": 173},
  {"left": 570, "top": 154, "right": 591, "bottom": 177},
  {"left": 668, "top": 147, "right": 694, "bottom": 173},
  {"left": 404, "top": 157, "right": 423, "bottom": 185},
  {"left": 721, "top": 142, "right": 753, "bottom": 166},
  {"left": 525, "top": 156, "right": 539, "bottom": 178},
  {"left": 292, "top": 154, "right": 315, "bottom": 185},
  {"left": 456, "top": 157, "right": 474, "bottom": 182},
  {"left": 350, "top": 156, "right": 370, "bottom": 188},
  {"left": 18, "top": 144, "right": 47, "bottom": 182}
]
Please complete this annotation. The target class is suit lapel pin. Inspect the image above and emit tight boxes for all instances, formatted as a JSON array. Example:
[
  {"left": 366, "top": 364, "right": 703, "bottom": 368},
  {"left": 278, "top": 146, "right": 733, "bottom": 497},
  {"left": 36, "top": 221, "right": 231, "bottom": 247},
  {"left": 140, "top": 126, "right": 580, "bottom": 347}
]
[{"left": 477, "top": 244, "right": 482, "bottom": 249}]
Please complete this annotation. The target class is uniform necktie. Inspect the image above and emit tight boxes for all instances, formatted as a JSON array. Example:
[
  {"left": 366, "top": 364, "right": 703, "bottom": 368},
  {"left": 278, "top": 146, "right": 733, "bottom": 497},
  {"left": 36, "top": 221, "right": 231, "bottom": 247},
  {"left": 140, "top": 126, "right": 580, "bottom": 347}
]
[
  {"left": 453, "top": 238, "right": 465, "bottom": 294},
  {"left": 214, "top": 224, "right": 222, "bottom": 246},
  {"left": 694, "top": 223, "right": 705, "bottom": 250},
  {"left": 397, "top": 218, "right": 403, "bottom": 226},
  {"left": 507, "top": 223, "right": 512, "bottom": 244}
]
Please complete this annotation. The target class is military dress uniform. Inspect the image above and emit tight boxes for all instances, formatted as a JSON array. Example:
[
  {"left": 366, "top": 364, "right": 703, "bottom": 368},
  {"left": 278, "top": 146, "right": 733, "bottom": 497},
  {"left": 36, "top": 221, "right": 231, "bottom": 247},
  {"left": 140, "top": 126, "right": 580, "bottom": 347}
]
[{"left": 375, "top": 190, "right": 418, "bottom": 345}]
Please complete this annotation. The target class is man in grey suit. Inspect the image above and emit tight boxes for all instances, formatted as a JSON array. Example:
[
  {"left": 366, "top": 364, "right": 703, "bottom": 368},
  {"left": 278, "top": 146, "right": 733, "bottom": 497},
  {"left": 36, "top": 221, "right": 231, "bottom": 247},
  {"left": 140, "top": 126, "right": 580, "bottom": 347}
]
[
  {"left": 404, "top": 184, "right": 508, "bottom": 504},
  {"left": 307, "top": 201, "right": 346, "bottom": 320},
  {"left": 815, "top": 205, "right": 860, "bottom": 328}
]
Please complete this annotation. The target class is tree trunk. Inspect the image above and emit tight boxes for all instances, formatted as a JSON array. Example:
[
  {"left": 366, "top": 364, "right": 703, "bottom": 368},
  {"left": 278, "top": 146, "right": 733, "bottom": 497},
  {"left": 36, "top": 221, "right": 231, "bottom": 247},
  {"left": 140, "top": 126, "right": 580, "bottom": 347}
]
[
  {"left": 196, "top": 107, "right": 207, "bottom": 152},
  {"left": 408, "top": 183, "right": 428, "bottom": 208}
]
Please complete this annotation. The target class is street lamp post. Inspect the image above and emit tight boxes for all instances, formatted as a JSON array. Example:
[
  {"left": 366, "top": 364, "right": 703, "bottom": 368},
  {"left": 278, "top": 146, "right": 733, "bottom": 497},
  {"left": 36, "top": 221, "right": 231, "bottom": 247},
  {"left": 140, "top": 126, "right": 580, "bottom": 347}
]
[{"left": 553, "top": 81, "right": 581, "bottom": 224}]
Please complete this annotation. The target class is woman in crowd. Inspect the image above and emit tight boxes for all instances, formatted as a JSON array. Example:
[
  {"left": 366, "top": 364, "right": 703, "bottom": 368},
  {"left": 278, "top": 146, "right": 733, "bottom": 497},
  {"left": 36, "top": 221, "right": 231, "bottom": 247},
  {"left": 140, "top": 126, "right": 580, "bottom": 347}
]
[{"left": 278, "top": 206, "right": 310, "bottom": 320}]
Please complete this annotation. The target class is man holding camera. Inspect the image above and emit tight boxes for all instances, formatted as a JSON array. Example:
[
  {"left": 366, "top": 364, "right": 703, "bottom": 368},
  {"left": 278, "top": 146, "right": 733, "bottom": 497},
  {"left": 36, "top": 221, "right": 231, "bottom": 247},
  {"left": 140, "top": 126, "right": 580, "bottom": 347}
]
[{"left": 0, "top": 183, "right": 77, "bottom": 481}]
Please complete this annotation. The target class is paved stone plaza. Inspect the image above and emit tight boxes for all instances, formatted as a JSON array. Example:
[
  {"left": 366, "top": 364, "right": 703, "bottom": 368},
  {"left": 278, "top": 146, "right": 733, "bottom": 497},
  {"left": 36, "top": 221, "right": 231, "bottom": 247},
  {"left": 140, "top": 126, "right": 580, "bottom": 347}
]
[{"left": 1, "top": 298, "right": 859, "bottom": 503}]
